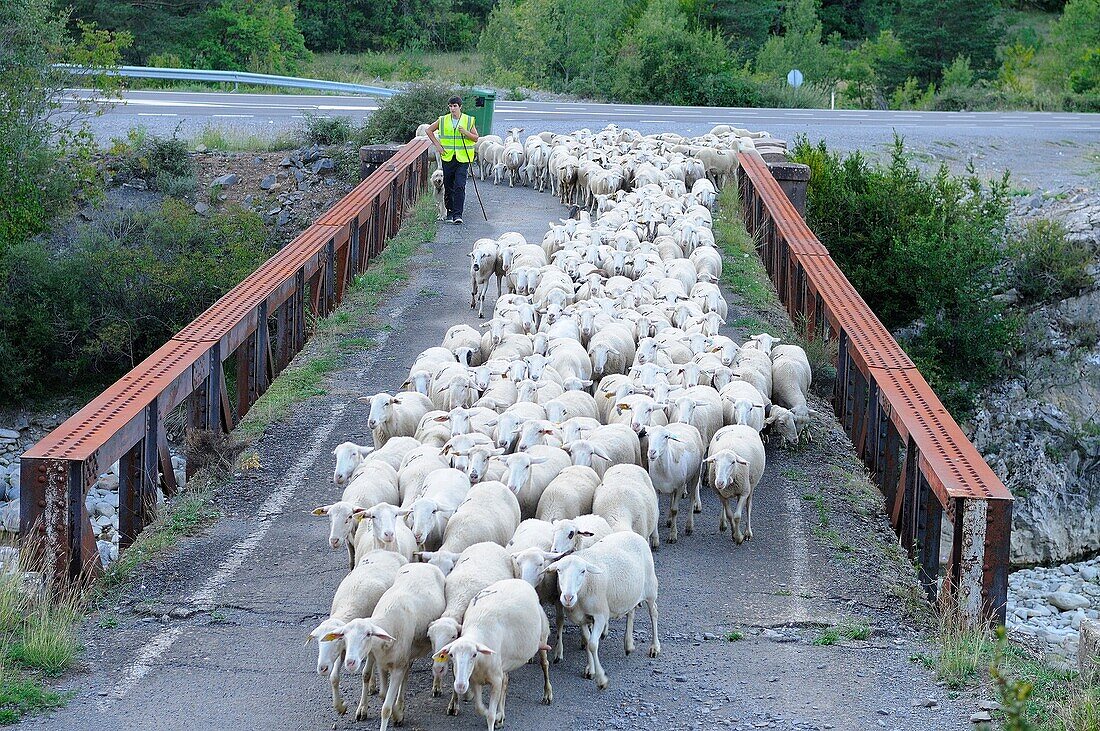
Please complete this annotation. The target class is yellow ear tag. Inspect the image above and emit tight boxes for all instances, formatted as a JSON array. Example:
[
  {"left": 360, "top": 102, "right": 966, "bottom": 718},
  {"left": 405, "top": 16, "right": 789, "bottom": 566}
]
[{"left": 434, "top": 652, "right": 448, "bottom": 663}]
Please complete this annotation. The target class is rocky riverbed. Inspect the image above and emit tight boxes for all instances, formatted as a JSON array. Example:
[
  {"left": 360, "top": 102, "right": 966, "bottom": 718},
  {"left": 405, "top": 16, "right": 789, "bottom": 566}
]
[{"left": 1007, "top": 555, "right": 1100, "bottom": 669}]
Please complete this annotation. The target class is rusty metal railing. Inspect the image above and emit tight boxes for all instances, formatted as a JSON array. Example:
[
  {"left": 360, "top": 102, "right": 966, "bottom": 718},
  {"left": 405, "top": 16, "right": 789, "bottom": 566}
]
[
  {"left": 20, "top": 138, "right": 432, "bottom": 585},
  {"left": 737, "top": 150, "right": 1013, "bottom": 624}
]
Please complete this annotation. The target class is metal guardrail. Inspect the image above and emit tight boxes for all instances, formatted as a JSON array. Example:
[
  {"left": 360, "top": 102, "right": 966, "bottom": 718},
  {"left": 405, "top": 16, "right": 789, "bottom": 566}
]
[
  {"left": 20, "top": 138, "right": 431, "bottom": 586},
  {"left": 737, "top": 150, "right": 1013, "bottom": 624},
  {"left": 56, "top": 64, "right": 398, "bottom": 97}
]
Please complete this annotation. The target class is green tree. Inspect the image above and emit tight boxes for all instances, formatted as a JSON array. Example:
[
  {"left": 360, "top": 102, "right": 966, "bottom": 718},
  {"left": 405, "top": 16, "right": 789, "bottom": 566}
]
[
  {"left": 892, "top": 0, "right": 1000, "bottom": 83},
  {"left": 754, "top": 0, "right": 844, "bottom": 85},
  {"left": 698, "top": 0, "right": 781, "bottom": 58},
  {"left": 192, "top": 0, "right": 310, "bottom": 75},
  {"left": 481, "top": 0, "right": 630, "bottom": 94},
  {"left": 843, "top": 29, "right": 908, "bottom": 107},
  {"left": 1038, "top": 0, "right": 1100, "bottom": 91},
  {"left": 69, "top": 0, "right": 212, "bottom": 64},
  {"left": 611, "top": 0, "right": 739, "bottom": 104}
]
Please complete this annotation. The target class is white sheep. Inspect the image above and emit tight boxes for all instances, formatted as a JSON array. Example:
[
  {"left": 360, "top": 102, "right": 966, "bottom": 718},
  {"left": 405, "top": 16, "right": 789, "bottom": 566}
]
[
  {"left": 468, "top": 240, "right": 502, "bottom": 318},
  {"left": 549, "top": 514, "right": 613, "bottom": 554},
  {"left": 535, "top": 465, "right": 600, "bottom": 522},
  {"left": 396, "top": 445, "right": 449, "bottom": 502},
  {"left": 705, "top": 425, "right": 766, "bottom": 544},
  {"left": 592, "top": 464, "right": 660, "bottom": 549},
  {"left": 322, "top": 563, "right": 446, "bottom": 728},
  {"left": 542, "top": 390, "right": 600, "bottom": 424},
  {"left": 356, "top": 502, "right": 417, "bottom": 560},
  {"left": 360, "top": 391, "right": 434, "bottom": 448},
  {"left": 444, "top": 323, "right": 486, "bottom": 365},
  {"left": 562, "top": 423, "right": 641, "bottom": 478},
  {"left": 719, "top": 380, "right": 768, "bottom": 431},
  {"left": 426, "top": 542, "right": 513, "bottom": 706},
  {"left": 644, "top": 423, "right": 705, "bottom": 543},
  {"left": 314, "top": 461, "right": 400, "bottom": 567},
  {"left": 434, "top": 579, "right": 553, "bottom": 729},
  {"left": 498, "top": 445, "right": 572, "bottom": 519},
  {"left": 734, "top": 347, "right": 773, "bottom": 401},
  {"left": 770, "top": 343, "right": 817, "bottom": 441},
  {"left": 434, "top": 481, "right": 522, "bottom": 554},
  {"left": 546, "top": 530, "right": 660, "bottom": 688},
  {"left": 307, "top": 550, "right": 407, "bottom": 715},
  {"left": 405, "top": 468, "right": 472, "bottom": 550},
  {"left": 332, "top": 438, "right": 418, "bottom": 487}
]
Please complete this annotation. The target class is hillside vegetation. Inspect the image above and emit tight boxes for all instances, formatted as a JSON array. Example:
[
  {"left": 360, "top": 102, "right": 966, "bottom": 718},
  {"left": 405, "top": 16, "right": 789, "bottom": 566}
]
[{"left": 68, "top": 0, "right": 1100, "bottom": 111}]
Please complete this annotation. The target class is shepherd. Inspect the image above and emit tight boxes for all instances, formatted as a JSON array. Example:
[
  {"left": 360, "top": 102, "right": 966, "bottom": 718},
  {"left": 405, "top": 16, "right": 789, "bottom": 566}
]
[{"left": 426, "top": 96, "right": 479, "bottom": 225}]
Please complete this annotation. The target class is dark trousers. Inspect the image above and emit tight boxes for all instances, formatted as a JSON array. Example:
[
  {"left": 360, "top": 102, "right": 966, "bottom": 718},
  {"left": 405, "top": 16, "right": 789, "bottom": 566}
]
[{"left": 441, "top": 158, "right": 468, "bottom": 218}]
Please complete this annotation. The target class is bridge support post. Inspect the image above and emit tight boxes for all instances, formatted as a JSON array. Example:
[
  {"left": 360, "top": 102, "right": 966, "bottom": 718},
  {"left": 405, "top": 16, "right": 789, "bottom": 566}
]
[{"left": 766, "top": 162, "right": 810, "bottom": 218}]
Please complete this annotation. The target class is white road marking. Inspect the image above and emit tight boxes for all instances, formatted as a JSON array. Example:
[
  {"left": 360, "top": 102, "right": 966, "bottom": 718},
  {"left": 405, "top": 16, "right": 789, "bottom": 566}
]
[
  {"left": 213, "top": 114, "right": 255, "bottom": 118},
  {"left": 98, "top": 400, "right": 346, "bottom": 711},
  {"left": 137, "top": 113, "right": 177, "bottom": 117},
  {"left": 782, "top": 477, "right": 810, "bottom": 622}
]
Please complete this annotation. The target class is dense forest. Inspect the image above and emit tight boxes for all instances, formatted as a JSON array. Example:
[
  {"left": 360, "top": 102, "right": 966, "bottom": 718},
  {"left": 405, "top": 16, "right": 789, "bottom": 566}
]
[{"left": 67, "top": 0, "right": 1100, "bottom": 111}]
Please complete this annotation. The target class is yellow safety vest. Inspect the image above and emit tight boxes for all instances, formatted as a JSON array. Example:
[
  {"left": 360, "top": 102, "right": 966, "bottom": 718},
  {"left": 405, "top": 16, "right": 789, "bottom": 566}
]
[{"left": 438, "top": 113, "right": 474, "bottom": 163}]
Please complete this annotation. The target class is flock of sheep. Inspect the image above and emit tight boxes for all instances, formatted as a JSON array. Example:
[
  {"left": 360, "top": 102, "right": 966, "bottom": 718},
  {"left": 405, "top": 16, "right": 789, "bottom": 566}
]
[{"left": 307, "top": 124, "right": 815, "bottom": 731}]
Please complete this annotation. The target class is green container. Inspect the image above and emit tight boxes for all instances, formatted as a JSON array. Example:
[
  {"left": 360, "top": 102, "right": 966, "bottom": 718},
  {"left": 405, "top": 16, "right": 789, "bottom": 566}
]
[{"left": 467, "top": 87, "right": 496, "bottom": 137}]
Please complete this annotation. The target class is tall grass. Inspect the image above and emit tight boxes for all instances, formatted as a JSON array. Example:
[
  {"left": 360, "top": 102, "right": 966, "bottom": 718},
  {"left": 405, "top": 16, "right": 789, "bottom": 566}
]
[
  {"left": 0, "top": 544, "right": 80, "bottom": 721},
  {"left": 194, "top": 125, "right": 299, "bottom": 152}
]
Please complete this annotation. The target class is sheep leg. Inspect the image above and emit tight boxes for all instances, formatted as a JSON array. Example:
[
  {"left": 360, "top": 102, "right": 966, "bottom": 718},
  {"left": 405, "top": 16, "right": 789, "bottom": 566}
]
[
  {"left": 646, "top": 597, "right": 661, "bottom": 657},
  {"left": 649, "top": 521, "right": 660, "bottom": 551},
  {"left": 692, "top": 472, "right": 703, "bottom": 515},
  {"left": 624, "top": 608, "right": 636, "bottom": 655},
  {"left": 477, "top": 279, "right": 489, "bottom": 319},
  {"left": 744, "top": 491, "right": 754, "bottom": 541},
  {"left": 733, "top": 493, "right": 748, "bottom": 545},
  {"left": 360, "top": 665, "right": 385, "bottom": 721},
  {"left": 580, "top": 623, "right": 594, "bottom": 678},
  {"left": 685, "top": 478, "right": 696, "bottom": 535},
  {"left": 330, "top": 662, "right": 346, "bottom": 715},
  {"left": 392, "top": 662, "right": 410, "bottom": 725},
  {"left": 498, "top": 673, "right": 510, "bottom": 727},
  {"left": 485, "top": 678, "right": 501, "bottom": 731},
  {"left": 347, "top": 542, "right": 356, "bottom": 571},
  {"left": 446, "top": 688, "right": 461, "bottom": 716},
  {"left": 367, "top": 654, "right": 379, "bottom": 694},
  {"left": 472, "top": 683, "right": 488, "bottom": 720},
  {"left": 589, "top": 613, "right": 610, "bottom": 689},
  {"left": 379, "top": 664, "right": 403, "bottom": 731},
  {"left": 718, "top": 495, "right": 729, "bottom": 532},
  {"left": 539, "top": 649, "right": 553, "bottom": 704},
  {"left": 553, "top": 604, "right": 565, "bottom": 663},
  {"left": 667, "top": 490, "right": 679, "bottom": 544},
  {"left": 471, "top": 273, "right": 478, "bottom": 308}
]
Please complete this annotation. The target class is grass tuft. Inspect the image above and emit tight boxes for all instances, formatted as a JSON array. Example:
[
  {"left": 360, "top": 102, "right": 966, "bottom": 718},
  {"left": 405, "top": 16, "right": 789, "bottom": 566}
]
[{"left": 714, "top": 187, "right": 782, "bottom": 312}]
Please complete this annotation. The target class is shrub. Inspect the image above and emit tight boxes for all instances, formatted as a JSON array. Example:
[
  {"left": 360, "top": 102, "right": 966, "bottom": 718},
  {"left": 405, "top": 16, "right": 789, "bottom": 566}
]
[
  {"left": 1012, "top": 219, "right": 1096, "bottom": 303},
  {"left": 791, "top": 135, "right": 1017, "bottom": 414},
  {"left": 357, "top": 83, "right": 464, "bottom": 145},
  {"left": 111, "top": 127, "right": 195, "bottom": 190},
  {"left": 300, "top": 114, "right": 352, "bottom": 146},
  {"left": 0, "top": 201, "right": 275, "bottom": 405}
]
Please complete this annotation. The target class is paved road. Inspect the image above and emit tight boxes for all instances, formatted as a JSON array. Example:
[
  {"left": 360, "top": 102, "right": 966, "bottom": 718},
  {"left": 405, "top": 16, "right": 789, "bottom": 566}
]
[
  {"left": 30, "top": 179, "right": 982, "bottom": 731},
  {"left": 64, "top": 88, "right": 1100, "bottom": 193},
  {"left": 65, "top": 88, "right": 1100, "bottom": 132}
]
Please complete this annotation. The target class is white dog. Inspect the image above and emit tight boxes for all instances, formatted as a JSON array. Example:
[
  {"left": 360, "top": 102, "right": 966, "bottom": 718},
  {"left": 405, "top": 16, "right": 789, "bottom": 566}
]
[{"left": 431, "top": 169, "right": 446, "bottom": 220}]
